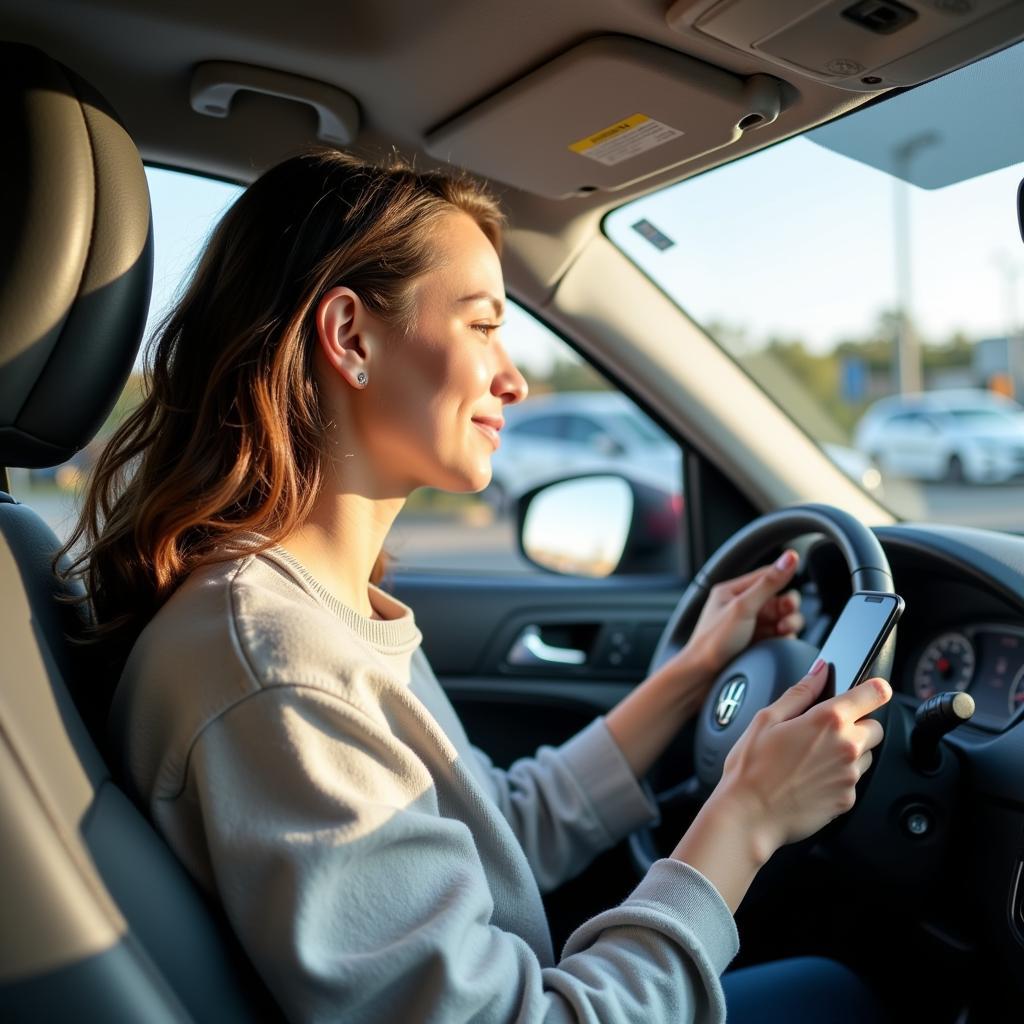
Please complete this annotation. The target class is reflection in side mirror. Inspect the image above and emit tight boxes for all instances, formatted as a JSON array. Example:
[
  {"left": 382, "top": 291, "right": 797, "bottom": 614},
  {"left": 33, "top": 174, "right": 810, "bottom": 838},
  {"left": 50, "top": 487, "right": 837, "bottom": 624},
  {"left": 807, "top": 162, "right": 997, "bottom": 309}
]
[{"left": 522, "top": 476, "right": 632, "bottom": 578}]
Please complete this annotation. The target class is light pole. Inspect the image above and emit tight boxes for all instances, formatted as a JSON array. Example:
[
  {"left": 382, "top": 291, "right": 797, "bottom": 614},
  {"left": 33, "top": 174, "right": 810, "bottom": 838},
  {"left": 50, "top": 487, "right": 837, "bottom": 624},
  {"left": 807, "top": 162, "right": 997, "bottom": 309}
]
[
  {"left": 993, "top": 251, "right": 1024, "bottom": 396},
  {"left": 891, "top": 132, "right": 939, "bottom": 395}
]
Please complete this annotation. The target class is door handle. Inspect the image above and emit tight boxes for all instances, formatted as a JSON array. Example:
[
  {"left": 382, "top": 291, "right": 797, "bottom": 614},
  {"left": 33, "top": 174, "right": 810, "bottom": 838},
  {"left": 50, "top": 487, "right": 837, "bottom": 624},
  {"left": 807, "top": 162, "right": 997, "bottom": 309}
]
[{"left": 507, "top": 625, "right": 587, "bottom": 666}]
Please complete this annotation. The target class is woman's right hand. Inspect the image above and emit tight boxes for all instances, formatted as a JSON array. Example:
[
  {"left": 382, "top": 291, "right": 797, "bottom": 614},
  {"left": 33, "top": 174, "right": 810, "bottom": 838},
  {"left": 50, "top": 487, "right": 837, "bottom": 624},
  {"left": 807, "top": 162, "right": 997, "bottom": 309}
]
[
  {"left": 717, "top": 657, "right": 891, "bottom": 863},
  {"left": 671, "top": 658, "right": 891, "bottom": 912}
]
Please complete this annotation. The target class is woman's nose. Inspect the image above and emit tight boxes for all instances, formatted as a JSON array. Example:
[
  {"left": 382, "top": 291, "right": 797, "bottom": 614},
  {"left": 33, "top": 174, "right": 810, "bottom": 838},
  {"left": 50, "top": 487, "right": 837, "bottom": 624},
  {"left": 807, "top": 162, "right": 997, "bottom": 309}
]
[{"left": 493, "top": 353, "right": 529, "bottom": 406}]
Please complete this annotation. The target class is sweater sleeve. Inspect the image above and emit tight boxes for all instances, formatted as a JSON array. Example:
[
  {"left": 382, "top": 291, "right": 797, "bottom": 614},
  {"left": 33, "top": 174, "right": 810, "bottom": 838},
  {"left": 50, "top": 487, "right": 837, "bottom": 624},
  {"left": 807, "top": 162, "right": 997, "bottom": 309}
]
[
  {"left": 174, "top": 685, "right": 737, "bottom": 1024},
  {"left": 470, "top": 718, "right": 659, "bottom": 893}
]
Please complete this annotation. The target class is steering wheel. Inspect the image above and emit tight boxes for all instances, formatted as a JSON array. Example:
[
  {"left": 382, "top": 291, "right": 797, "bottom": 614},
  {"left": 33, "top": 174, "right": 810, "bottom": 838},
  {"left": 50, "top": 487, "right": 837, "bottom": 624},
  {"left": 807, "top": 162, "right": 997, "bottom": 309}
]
[{"left": 628, "top": 503, "right": 897, "bottom": 874}]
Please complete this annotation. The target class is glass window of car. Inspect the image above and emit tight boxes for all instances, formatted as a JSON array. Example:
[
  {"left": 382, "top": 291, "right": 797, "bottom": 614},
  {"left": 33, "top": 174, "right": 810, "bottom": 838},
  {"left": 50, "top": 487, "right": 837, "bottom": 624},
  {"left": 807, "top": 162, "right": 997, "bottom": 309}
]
[
  {"left": 389, "top": 303, "right": 687, "bottom": 576},
  {"left": 605, "top": 38, "right": 1024, "bottom": 532},
  {"left": 947, "top": 408, "right": 1017, "bottom": 426},
  {"left": 892, "top": 412, "right": 932, "bottom": 429},
  {"left": 562, "top": 416, "right": 607, "bottom": 445},
  {"left": 16, "top": 166, "right": 686, "bottom": 579},
  {"left": 508, "top": 415, "right": 569, "bottom": 440}
]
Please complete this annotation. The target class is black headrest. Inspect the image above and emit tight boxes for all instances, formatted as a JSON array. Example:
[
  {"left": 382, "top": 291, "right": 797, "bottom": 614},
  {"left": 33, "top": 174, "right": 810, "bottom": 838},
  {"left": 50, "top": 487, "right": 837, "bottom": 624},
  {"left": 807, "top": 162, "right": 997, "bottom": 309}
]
[{"left": 0, "top": 42, "right": 153, "bottom": 469}]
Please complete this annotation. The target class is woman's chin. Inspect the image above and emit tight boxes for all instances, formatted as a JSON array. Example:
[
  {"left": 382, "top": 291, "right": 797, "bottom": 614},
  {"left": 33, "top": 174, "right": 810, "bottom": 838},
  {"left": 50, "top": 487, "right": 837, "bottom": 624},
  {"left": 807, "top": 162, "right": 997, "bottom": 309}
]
[{"left": 429, "top": 465, "right": 492, "bottom": 496}]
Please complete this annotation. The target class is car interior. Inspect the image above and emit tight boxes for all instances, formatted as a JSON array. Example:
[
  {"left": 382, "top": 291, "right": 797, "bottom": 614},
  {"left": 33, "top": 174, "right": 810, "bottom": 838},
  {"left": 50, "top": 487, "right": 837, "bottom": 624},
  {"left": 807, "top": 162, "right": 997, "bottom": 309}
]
[{"left": 4, "top": 2, "right": 1024, "bottom": 1021}]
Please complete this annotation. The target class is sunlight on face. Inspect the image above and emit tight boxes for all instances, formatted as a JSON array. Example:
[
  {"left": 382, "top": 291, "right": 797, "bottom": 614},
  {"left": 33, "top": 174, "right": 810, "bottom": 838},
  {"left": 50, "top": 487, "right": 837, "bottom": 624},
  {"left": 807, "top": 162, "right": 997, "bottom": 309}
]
[{"left": 362, "top": 212, "right": 528, "bottom": 496}]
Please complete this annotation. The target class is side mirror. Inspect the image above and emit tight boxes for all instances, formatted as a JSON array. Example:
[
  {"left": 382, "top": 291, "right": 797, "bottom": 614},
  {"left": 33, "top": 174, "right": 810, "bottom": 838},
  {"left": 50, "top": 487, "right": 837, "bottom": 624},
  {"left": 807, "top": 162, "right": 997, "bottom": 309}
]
[
  {"left": 1017, "top": 176, "right": 1023, "bottom": 244},
  {"left": 518, "top": 473, "right": 683, "bottom": 578}
]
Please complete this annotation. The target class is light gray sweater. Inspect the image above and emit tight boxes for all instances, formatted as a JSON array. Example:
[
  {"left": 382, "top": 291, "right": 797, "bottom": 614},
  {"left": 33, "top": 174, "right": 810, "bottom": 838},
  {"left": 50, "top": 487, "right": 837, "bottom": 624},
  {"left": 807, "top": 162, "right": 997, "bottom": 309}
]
[{"left": 109, "top": 539, "right": 739, "bottom": 1023}]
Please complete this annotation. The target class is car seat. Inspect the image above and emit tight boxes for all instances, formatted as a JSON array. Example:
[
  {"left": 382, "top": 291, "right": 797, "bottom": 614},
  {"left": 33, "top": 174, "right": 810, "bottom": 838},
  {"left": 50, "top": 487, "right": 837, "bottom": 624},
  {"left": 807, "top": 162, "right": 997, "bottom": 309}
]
[{"left": 0, "top": 41, "right": 283, "bottom": 1023}]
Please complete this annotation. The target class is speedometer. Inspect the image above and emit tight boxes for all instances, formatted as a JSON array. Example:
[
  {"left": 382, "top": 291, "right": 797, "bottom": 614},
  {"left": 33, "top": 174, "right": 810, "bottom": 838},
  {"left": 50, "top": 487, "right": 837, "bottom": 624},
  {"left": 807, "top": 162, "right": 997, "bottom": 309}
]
[{"left": 913, "top": 632, "right": 975, "bottom": 700}]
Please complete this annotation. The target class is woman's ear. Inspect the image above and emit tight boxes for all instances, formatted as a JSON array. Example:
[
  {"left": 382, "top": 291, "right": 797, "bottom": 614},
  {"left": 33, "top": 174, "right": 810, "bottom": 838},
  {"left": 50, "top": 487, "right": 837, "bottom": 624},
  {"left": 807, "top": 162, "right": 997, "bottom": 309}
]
[{"left": 316, "top": 286, "right": 373, "bottom": 389}]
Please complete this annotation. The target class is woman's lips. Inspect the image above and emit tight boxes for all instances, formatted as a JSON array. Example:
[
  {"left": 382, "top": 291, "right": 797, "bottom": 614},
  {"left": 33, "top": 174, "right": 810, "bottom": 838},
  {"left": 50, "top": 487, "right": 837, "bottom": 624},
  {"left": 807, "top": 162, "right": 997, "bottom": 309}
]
[{"left": 472, "top": 418, "right": 502, "bottom": 448}]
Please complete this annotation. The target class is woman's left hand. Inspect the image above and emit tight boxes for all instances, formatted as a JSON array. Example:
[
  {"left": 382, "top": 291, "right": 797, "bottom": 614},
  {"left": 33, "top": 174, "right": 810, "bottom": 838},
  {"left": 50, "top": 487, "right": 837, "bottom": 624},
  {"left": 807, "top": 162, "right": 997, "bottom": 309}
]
[
  {"left": 605, "top": 549, "right": 805, "bottom": 779},
  {"left": 684, "top": 549, "right": 805, "bottom": 682}
]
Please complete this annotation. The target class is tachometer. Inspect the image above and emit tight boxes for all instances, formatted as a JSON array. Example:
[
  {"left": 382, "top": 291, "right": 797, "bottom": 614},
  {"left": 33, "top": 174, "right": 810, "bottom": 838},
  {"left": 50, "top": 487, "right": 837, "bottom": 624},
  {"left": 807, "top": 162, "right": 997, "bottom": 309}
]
[{"left": 913, "top": 632, "right": 975, "bottom": 700}]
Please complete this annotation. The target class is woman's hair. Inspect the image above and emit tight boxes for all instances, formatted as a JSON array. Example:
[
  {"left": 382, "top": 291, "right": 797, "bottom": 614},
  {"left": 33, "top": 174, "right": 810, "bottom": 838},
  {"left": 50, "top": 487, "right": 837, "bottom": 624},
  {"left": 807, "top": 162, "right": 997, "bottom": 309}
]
[{"left": 56, "top": 148, "right": 505, "bottom": 670}]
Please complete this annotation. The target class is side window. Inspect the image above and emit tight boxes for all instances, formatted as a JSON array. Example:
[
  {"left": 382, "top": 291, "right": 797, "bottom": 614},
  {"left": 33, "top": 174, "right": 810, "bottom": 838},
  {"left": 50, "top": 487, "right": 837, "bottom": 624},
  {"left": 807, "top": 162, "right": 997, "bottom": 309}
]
[
  {"left": 389, "top": 302, "right": 687, "bottom": 576},
  {"left": 508, "top": 415, "right": 567, "bottom": 440},
  {"left": 16, "top": 168, "right": 686, "bottom": 581},
  {"left": 903, "top": 412, "right": 936, "bottom": 433},
  {"left": 886, "top": 412, "right": 916, "bottom": 429},
  {"left": 562, "top": 416, "right": 604, "bottom": 445}
]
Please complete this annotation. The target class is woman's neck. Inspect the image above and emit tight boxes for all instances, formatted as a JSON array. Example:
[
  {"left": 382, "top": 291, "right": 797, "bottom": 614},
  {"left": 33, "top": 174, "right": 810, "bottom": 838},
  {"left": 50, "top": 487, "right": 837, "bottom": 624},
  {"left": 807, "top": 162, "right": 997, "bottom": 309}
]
[{"left": 276, "top": 492, "right": 406, "bottom": 619}]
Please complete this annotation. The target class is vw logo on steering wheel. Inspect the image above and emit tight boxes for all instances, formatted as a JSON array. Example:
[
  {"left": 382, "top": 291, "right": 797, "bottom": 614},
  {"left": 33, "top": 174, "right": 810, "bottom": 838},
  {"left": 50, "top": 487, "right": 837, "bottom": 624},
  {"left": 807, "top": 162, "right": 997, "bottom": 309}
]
[{"left": 714, "top": 676, "right": 747, "bottom": 729}]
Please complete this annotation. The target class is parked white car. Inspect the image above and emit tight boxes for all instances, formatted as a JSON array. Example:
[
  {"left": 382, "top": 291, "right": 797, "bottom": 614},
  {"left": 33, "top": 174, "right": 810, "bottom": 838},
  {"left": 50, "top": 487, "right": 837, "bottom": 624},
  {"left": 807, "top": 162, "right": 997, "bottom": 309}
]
[
  {"left": 485, "top": 392, "right": 682, "bottom": 513},
  {"left": 854, "top": 390, "right": 1024, "bottom": 484}
]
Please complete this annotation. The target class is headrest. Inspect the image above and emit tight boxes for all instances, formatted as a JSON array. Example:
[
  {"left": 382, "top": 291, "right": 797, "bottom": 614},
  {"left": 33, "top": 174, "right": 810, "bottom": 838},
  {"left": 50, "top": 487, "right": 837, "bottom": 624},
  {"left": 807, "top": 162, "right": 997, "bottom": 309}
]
[{"left": 0, "top": 42, "right": 153, "bottom": 469}]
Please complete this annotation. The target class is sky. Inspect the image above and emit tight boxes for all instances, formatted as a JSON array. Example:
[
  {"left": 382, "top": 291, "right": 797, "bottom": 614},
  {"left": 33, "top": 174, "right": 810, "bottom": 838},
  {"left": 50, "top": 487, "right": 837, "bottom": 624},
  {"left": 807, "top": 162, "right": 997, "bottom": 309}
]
[{"left": 606, "top": 139, "right": 1024, "bottom": 355}]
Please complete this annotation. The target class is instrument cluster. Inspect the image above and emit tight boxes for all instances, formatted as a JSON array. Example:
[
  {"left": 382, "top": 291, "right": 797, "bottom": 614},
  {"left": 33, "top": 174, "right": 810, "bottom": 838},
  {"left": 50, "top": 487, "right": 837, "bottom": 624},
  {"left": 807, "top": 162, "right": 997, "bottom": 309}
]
[{"left": 910, "top": 624, "right": 1024, "bottom": 728}]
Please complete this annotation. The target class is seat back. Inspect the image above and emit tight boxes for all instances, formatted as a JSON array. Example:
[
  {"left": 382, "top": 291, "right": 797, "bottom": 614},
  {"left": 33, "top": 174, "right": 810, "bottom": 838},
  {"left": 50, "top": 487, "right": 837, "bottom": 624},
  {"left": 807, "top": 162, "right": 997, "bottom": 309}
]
[{"left": 0, "top": 43, "right": 281, "bottom": 1023}]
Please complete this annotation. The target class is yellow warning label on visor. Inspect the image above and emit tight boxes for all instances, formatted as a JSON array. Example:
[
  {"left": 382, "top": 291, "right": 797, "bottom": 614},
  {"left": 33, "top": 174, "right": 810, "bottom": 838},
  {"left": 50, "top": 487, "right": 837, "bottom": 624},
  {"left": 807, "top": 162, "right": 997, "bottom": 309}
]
[{"left": 569, "top": 114, "right": 684, "bottom": 167}]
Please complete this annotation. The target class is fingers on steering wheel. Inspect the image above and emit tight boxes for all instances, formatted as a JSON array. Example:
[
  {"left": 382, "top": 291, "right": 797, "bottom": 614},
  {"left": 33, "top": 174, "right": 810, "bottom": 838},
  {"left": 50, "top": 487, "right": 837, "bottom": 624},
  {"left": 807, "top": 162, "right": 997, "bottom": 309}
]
[
  {"left": 760, "top": 586, "right": 800, "bottom": 620},
  {"left": 853, "top": 749, "right": 874, "bottom": 780},
  {"left": 775, "top": 610, "right": 805, "bottom": 636},
  {"left": 715, "top": 563, "right": 774, "bottom": 596}
]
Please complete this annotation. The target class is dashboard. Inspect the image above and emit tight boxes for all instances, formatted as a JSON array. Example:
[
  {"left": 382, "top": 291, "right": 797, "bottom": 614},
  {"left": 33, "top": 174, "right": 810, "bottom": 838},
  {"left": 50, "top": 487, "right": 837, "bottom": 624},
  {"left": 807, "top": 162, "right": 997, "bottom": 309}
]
[
  {"left": 802, "top": 530, "right": 1024, "bottom": 733},
  {"left": 909, "top": 624, "right": 1024, "bottom": 728},
  {"left": 751, "top": 521, "right": 1024, "bottom": 1010}
]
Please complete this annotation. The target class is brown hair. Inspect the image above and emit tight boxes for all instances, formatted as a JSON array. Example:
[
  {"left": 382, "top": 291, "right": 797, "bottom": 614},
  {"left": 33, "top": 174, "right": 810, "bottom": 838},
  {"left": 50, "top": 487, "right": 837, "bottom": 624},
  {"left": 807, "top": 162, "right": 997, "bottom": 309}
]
[{"left": 56, "top": 148, "right": 505, "bottom": 670}]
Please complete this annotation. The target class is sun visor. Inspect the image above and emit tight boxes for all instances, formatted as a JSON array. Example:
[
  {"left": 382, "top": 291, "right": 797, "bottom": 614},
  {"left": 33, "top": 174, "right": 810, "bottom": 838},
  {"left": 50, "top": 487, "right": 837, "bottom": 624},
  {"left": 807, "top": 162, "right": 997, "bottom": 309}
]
[
  {"left": 424, "top": 36, "right": 784, "bottom": 199},
  {"left": 807, "top": 38, "right": 1024, "bottom": 189}
]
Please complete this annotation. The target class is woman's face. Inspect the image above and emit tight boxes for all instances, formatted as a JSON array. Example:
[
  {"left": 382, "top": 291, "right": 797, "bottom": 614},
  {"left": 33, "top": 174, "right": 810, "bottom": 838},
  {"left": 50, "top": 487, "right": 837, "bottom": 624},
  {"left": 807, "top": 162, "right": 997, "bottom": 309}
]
[{"left": 325, "top": 210, "right": 529, "bottom": 497}]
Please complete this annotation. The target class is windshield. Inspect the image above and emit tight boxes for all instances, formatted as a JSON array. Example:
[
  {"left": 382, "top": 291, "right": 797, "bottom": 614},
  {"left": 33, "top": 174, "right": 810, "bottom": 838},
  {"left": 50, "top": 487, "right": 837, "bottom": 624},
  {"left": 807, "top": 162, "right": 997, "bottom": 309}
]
[{"left": 606, "top": 39, "right": 1024, "bottom": 532}]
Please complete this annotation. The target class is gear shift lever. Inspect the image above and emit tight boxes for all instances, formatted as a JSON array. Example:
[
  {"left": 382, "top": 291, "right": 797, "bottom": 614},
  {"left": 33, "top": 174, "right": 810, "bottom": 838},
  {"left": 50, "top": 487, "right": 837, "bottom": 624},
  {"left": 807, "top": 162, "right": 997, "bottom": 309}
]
[{"left": 910, "top": 691, "right": 975, "bottom": 773}]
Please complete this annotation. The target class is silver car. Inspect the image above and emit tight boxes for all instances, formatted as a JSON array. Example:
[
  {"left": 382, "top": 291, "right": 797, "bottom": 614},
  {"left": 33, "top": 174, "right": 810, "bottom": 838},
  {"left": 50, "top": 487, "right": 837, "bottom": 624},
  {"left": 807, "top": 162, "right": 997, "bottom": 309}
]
[
  {"left": 854, "top": 390, "right": 1024, "bottom": 484},
  {"left": 485, "top": 392, "right": 682, "bottom": 513}
]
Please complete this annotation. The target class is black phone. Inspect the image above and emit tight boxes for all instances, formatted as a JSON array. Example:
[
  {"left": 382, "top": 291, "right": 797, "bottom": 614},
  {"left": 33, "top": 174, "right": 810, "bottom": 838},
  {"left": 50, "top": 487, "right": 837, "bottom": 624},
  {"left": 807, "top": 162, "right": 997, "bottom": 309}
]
[{"left": 816, "top": 591, "right": 905, "bottom": 700}]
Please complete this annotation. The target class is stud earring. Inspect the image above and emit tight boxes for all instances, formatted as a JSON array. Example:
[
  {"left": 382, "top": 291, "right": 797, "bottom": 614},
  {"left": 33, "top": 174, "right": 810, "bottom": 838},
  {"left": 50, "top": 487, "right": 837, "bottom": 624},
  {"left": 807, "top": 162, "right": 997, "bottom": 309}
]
[{"left": 356, "top": 372, "right": 368, "bottom": 387}]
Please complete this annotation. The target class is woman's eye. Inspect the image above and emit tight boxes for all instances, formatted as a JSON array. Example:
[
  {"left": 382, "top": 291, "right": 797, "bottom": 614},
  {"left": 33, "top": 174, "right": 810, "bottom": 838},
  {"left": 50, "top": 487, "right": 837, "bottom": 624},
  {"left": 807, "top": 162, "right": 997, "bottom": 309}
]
[{"left": 471, "top": 323, "right": 502, "bottom": 336}]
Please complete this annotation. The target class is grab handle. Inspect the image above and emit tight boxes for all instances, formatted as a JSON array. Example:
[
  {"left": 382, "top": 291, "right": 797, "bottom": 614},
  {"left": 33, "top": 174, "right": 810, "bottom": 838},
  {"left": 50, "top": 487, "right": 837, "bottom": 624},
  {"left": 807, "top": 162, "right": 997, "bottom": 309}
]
[{"left": 190, "top": 61, "right": 360, "bottom": 145}]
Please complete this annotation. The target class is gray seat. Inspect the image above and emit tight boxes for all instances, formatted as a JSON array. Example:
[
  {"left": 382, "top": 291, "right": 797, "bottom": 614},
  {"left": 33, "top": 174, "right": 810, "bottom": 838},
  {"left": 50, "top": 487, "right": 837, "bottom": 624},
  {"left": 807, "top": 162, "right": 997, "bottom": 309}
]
[{"left": 0, "top": 42, "right": 282, "bottom": 1023}]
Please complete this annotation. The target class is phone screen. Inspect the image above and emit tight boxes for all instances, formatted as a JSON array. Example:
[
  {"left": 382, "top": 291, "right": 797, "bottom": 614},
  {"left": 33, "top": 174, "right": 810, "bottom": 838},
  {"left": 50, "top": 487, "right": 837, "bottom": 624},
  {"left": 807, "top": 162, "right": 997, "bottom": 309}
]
[{"left": 817, "top": 592, "right": 904, "bottom": 697}]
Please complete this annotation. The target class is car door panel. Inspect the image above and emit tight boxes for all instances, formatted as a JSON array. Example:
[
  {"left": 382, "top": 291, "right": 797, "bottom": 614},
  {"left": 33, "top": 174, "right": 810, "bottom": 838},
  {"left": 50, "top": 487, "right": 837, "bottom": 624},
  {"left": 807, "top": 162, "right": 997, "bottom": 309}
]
[{"left": 391, "top": 571, "right": 685, "bottom": 762}]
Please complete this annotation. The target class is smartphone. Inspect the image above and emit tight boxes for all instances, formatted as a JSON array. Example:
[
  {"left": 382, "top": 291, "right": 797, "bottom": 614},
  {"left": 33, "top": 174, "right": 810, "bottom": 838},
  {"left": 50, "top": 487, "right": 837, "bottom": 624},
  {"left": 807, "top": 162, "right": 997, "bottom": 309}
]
[{"left": 816, "top": 591, "right": 905, "bottom": 700}]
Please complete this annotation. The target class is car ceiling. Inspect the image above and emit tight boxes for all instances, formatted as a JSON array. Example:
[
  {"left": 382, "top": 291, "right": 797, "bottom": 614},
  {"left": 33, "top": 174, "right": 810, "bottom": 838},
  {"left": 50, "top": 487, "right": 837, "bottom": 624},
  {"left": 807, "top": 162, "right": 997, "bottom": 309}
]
[
  {"left": 0, "top": 1, "right": 878, "bottom": 282},
  {"left": 3, "top": 0, "right": 1022, "bottom": 297}
]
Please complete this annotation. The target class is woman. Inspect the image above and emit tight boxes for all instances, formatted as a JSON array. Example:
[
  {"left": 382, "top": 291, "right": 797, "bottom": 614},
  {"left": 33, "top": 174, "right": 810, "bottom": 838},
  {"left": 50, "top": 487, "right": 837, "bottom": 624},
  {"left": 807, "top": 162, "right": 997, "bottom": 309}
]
[{"left": 60, "top": 149, "right": 889, "bottom": 1023}]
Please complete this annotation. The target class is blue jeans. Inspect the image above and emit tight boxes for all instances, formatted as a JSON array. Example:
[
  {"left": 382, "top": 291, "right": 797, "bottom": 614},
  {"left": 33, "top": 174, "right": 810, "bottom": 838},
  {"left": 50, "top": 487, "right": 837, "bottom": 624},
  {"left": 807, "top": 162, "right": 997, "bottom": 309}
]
[{"left": 722, "top": 956, "right": 887, "bottom": 1023}]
